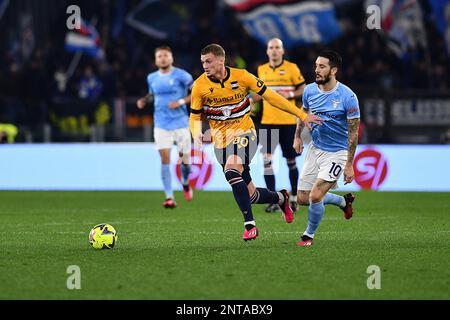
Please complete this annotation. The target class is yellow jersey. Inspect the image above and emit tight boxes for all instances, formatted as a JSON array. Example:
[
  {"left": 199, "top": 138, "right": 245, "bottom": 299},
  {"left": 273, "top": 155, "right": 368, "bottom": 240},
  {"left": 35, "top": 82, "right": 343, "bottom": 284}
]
[
  {"left": 258, "top": 60, "right": 305, "bottom": 125},
  {"left": 190, "top": 67, "right": 266, "bottom": 148},
  {"left": 190, "top": 66, "right": 308, "bottom": 149}
]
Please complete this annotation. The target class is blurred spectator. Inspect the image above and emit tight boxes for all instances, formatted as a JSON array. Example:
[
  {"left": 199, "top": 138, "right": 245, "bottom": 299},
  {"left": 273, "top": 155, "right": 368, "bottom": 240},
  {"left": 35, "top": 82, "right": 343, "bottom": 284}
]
[
  {"left": 441, "top": 128, "right": 450, "bottom": 144},
  {"left": 98, "top": 62, "right": 116, "bottom": 99},
  {"left": 0, "top": 123, "right": 19, "bottom": 143},
  {"left": 52, "top": 65, "right": 69, "bottom": 97},
  {"left": 0, "top": 132, "right": 6, "bottom": 143},
  {"left": 24, "top": 49, "right": 50, "bottom": 125},
  {"left": 78, "top": 66, "right": 103, "bottom": 101},
  {"left": 0, "top": 0, "right": 449, "bottom": 142}
]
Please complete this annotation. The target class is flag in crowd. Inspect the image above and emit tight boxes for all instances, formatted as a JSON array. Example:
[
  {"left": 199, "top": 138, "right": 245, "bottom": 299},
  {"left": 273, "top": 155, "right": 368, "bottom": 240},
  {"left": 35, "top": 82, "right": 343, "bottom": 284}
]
[
  {"left": 366, "top": 0, "right": 427, "bottom": 58},
  {"left": 65, "top": 18, "right": 104, "bottom": 59},
  {"left": 428, "top": 0, "right": 450, "bottom": 55},
  {"left": 224, "top": 0, "right": 342, "bottom": 48}
]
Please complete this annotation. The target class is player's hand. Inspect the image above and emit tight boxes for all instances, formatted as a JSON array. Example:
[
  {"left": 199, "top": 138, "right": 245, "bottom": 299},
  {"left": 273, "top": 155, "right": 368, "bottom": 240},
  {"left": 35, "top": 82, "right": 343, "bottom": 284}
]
[
  {"left": 136, "top": 98, "right": 146, "bottom": 109},
  {"left": 293, "top": 137, "right": 304, "bottom": 155},
  {"left": 302, "top": 114, "right": 324, "bottom": 130},
  {"left": 168, "top": 101, "right": 180, "bottom": 109},
  {"left": 344, "top": 163, "right": 355, "bottom": 185}
]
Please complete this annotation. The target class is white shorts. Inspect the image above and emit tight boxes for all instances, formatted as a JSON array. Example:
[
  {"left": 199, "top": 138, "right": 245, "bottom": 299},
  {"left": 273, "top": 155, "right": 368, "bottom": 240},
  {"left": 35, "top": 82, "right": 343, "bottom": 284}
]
[
  {"left": 299, "top": 143, "right": 348, "bottom": 191},
  {"left": 154, "top": 127, "right": 191, "bottom": 155}
]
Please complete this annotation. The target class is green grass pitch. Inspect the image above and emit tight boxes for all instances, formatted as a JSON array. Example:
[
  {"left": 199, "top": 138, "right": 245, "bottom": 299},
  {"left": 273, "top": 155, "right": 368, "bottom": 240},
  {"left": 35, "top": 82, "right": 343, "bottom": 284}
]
[{"left": 0, "top": 190, "right": 449, "bottom": 299}]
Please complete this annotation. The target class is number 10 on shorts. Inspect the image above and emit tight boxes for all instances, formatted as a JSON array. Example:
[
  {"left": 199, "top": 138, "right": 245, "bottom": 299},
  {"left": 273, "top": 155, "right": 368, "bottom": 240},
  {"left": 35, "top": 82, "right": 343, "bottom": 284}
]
[{"left": 329, "top": 162, "right": 342, "bottom": 178}]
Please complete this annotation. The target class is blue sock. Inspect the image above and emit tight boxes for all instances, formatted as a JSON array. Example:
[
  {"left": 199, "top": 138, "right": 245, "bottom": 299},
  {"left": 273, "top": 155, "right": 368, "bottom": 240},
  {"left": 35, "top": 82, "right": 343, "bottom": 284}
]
[
  {"left": 323, "top": 193, "right": 345, "bottom": 207},
  {"left": 224, "top": 169, "right": 254, "bottom": 228},
  {"left": 305, "top": 200, "right": 325, "bottom": 237},
  {"left": 161, "top": 164, "right": 173, "bottom": 199},
  {"left": 181, "top": 163, "right": 191, "bottom": 186}
]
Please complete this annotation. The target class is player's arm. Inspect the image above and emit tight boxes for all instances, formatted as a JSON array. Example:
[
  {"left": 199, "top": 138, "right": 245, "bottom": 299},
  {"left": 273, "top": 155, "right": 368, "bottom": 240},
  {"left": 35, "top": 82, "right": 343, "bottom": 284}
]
[
  {"left": 344, "top": 118, "right": 360, "bottom": 184},
  {"left": 249, "top": 66, "right": 305, "bottom": 114},
  {"left": 293, "top": 113, "right": 306, "bottom": 155},
  {"left": 169, "top": 72, "right": 194, "bottom": 109},
  {"left": 169, "top": 93, "right": 192, "bottom": 109},
  {"left": 275, "top": 65, "right": 306, "bottom": 100},
  {"left": 251, "top": 67, "right": 264, "bottom": 103},
  {"left": 243, "top": 70, "right": 322, "bottom": 128},
  {"left": 251, "top": 83, "right": 304, "bottom": 103},
  {"left": 137, "top": 93, "right": 154, "bottom": 109},
  {"left": 344, "top": 93, "right": 361, "bottom": 184},
  {"left": 291, "top": 83, "right": 305, "bottom": 100},
  {"left": 249, "top": 67, "right": 264, "bottom": 116},
  {"left": 189, "top": 82, "right": 203, "bottom": 148},
  {"left": 293, "top": 84, "right": 312, "bottom": 154},
  {"left": 137, "top": 75, "right": 154, "bottom": 109},
  {"left": 243, "top": 71, "right": 306, "bottom": 120},
  {"left": 261, "top": 87, "right": 322, "bottom": 129}
]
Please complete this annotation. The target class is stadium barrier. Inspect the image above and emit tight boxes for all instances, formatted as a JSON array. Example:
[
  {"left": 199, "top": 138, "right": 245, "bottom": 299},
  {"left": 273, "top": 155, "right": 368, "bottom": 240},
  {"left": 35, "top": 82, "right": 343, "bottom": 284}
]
[{"left": 1, "top": 143, "right": 449, "bottom": 191}]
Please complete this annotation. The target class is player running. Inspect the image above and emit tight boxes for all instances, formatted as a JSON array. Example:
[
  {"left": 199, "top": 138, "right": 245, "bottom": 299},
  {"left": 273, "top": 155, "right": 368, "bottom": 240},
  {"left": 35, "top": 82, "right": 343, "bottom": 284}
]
[
  {"left": 293, "top": 50, "right": 358, "bottom": 246},
  {"left": 137, "top": 46, "right": 194, "bottom": 209},
  {"left": 189, "top": 44, "right": 323, "bottom": 241}
]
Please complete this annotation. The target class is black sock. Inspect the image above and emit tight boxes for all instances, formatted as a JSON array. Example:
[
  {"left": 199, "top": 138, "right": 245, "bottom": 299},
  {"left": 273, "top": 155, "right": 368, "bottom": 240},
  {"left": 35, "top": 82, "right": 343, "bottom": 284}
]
[
  {"left": 250, "top": 187, "right": 280, "bottom": 205},
  {"left": 263, "top": 158, "right": 275, "bottom": 191},
  {"left": 224, "top": 169, "right": 254, "bottom": 223},
  {"left": 287, "top": 159, "right": 298, "bottom": 197},
  {"left": 264, "top": 175, "right": 275, "bottom": 192}
]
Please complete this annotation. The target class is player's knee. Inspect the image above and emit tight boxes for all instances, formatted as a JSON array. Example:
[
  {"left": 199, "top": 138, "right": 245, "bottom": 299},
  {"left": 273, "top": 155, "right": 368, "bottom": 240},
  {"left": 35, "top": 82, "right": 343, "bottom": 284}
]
[
  {"left": 263, "top": 154, "right": 272, "bottom": 167},
  {"left": 309, "top": 190, "right": 323, "bottom": 204},
  {"left": 224, "top": 162, "right": 242, "bottom": 174},
  {"left": 180, "top": 152, "right": 190, "bottom": 164},
  {"left": 225, "top": 154, "right": 243, "bottom": 167},
  {"left": 286, "top": 158, "right": 297, "bottom": 170},
  {"left": 297, "top": 191, "right": 309, "bottom": 206},
  {"left": 159, "top": 151, "right": 171, "bottom": 164},
  {"left": 224, "top": 168, "right": 243, "bottom": 186},
  {"left": 263, "top": 154, "right": 273, "bottom": 175}
]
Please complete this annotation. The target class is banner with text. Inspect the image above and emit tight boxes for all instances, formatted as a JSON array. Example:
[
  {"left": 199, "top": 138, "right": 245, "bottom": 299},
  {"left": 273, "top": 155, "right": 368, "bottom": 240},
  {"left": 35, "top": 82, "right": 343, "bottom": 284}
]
[{"left": 1, "top": 144, "right": 449, "bottom": 192}]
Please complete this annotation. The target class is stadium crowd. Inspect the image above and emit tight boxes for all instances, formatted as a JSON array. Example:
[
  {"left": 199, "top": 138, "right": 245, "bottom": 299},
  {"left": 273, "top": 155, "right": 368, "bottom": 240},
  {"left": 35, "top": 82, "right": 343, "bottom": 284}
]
[{"left": 0, "top": 0, "right": 449, "bottom": 140}]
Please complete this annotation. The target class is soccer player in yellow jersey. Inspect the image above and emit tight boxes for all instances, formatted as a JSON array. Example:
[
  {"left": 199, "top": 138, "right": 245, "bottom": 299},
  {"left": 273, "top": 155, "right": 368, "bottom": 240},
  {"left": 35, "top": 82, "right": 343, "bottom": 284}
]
[
  {"left": 254, "top": 38, "right": 306, "bottom": 214},
  {"left": 189, "top": 44, "right": 322, "bottom": 241}
]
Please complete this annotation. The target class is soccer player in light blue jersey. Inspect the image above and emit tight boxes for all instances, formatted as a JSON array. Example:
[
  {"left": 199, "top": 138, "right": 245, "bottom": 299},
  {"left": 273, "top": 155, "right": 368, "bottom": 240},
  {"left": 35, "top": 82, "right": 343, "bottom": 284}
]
[
  {"left": 293, "top": 50, "right": 359, "bottom": 246},
  {"left": 137, "top": 46, "right": 194, "bottom": 208}
]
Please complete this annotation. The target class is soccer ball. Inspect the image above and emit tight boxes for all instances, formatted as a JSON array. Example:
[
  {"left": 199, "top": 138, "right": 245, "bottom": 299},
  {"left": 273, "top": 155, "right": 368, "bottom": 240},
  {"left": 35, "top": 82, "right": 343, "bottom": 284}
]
[{"left": 88, "top": 223, "right": 118, "bottom": 249}]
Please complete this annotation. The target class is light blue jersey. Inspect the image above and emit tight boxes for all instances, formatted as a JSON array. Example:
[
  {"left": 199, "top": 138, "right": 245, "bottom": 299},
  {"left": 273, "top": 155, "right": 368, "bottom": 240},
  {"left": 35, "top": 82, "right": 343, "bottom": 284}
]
[
  {"left": 302, "top": 82, "right": 360, "bottom": 152},
  {"left": 147, "top": 67, "right": 193, "bottom": 130}
]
